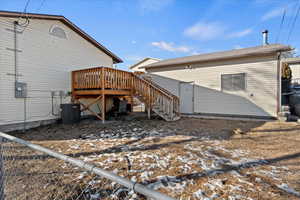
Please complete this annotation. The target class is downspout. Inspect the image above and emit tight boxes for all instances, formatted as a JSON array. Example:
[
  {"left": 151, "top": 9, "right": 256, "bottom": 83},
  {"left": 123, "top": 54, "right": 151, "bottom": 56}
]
[{"left": 277, "top": 51, "right": 282, "bottom": 116}]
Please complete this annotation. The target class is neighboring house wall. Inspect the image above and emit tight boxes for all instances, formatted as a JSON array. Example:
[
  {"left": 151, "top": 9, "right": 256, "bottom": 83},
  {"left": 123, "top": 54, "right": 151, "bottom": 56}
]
[
  {"left": 147, "top": 55, "right": 279, "bottom": 117},
  {"left": 0, "top": 17, "right": 114, "bottom": 127},
  {"left": 290, "top": 63, "right": 300, "bottom": 83},
  {"left": 130, "top": 59, "right": 159, "bottom": 72}
]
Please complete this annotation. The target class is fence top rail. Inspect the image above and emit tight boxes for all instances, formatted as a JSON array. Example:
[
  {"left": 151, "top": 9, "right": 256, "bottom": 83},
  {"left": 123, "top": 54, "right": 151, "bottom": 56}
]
[
  {"left": 0, "top": 132, "right": 176, "bottom": 200},
  {"left": 72, "top": 66, "right": 103, "bottom": 73}
]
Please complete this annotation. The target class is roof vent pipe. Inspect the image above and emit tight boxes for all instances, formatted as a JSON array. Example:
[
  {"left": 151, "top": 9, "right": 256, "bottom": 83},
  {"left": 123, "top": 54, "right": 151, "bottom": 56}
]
[{"left": 262, "top": 30, "right": 269, "bottom": 46}]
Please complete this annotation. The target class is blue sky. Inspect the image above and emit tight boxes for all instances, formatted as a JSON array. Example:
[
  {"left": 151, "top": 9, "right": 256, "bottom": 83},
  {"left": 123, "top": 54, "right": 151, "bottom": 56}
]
[{"left": 1, "top": 0, "right": 299, "bottom": 70}]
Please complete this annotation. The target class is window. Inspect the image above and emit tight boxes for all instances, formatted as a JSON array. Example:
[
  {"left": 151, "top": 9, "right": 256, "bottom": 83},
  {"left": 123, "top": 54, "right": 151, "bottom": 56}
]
[
  {"left": 49, "top": 25, "right": 67, "bottom": 39},
  {"left": 221, "top": 73, "right": 246, "bottom": 91}
]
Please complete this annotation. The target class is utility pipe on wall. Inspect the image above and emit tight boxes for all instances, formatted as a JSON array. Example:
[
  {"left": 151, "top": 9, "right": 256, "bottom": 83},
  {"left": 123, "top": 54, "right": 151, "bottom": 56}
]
[{"left": 13, "top": 21, "right": 18, "bottom": 85}]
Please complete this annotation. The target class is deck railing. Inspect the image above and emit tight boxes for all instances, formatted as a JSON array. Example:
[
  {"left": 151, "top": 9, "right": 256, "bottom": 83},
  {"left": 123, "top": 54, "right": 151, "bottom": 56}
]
[
  {"left": 72, "top": 67, "right": 180, "bottom": 120},
  {"left": 72, "top": 67, "right": 132, "bottom": 90}
]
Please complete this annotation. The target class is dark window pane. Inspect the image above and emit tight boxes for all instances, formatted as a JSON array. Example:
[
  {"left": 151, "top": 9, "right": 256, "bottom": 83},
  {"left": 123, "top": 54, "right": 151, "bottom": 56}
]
[
  {"left": 221, "top": 73, "right": 246, "bottom": 91},
  {"left": 221, "top": 74, "right": 232, "bottom": 91}
]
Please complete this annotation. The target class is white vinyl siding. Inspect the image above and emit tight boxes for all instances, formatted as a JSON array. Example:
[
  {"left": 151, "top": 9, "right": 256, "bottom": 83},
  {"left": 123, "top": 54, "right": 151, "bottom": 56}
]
[
  {"left": 0, "top": 17, "right": 114, "bottom": 125},
  {"left": 147, "top": 55, "right": 279, "bottom": 117},
  {"left": 290, "top": 64, "right": 300, "bottom": 84}
]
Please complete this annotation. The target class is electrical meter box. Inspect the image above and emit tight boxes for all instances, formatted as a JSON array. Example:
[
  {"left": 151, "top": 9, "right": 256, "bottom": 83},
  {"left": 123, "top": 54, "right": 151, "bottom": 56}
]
[{"left": 15, "top": 82, "right": 27, "bottom": 98}]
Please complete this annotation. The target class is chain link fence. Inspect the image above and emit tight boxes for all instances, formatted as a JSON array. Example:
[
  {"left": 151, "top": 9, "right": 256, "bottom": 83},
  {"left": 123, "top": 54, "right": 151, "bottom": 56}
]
[{"left": 0, "top": 132, "right": 175, "bottom": 200}]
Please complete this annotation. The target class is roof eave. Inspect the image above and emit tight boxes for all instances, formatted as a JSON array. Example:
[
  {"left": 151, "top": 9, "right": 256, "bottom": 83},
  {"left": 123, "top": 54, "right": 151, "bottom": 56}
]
[
  {"left": 144, "top": 50, "right": 290, "bottom": 70},
  {"left": 129, "top": 57, "right": 160, "bottom": 69}
]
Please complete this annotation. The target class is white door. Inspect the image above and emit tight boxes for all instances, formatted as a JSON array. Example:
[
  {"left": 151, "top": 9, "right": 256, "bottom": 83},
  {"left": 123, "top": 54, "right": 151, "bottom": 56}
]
[{"left": 179, "top": 82, "right": 194, "bottom": 113}]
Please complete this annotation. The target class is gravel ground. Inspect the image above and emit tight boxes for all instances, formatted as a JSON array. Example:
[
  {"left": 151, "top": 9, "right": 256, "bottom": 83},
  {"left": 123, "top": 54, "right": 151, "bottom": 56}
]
[{"left": 7, "top": 113, "right": 300, "bottom": 200}]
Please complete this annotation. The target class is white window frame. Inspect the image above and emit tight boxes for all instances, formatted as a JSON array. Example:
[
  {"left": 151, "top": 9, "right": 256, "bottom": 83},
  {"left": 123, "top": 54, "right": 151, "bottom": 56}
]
[
  {"left": 49, "top": 25, "right": 67, "bottom": 39},
  {"left": 221, "top": 73, "right": 247, "bottom": 91}
]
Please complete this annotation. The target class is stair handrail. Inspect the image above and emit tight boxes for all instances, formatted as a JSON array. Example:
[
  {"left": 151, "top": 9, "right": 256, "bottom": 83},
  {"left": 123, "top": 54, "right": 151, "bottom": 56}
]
[
  {"left": 135, "top": 74, "right": 180, "bottom": 115},
  {"left": 131, "top": 73, "right": 175, "bottom": 100},
  {"left": 138, "top": 75, "right": 180, "bottom": 100},
  {"left": 132, "top": 74, "right": 173, "bottom": 103},
  {"left": 131, "top": 73, "right": 180, "bottom": 119}
]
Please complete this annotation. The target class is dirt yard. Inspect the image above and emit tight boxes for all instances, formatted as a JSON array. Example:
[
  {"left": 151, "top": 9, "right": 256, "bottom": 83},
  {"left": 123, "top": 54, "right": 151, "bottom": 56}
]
[{"left": 8, "top": 114, "right": 300, "bottom": 200}]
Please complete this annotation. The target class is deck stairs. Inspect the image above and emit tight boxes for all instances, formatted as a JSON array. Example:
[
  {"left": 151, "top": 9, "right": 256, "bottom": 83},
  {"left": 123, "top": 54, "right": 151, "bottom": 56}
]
[{"left": 131, "top": 73, "right": 180, "bottom": 121}]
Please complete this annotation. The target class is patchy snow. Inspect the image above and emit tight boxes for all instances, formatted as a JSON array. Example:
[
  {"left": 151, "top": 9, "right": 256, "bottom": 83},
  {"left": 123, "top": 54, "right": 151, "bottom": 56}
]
[
  {"left": 52, "top": 124, "right": 297, "bottom": 200},
  {"left": 277, "top": 183, "right": 300, "bottom": 197},
  {"left": 193, "top": 189, "right": 210, "bottom": 200}
]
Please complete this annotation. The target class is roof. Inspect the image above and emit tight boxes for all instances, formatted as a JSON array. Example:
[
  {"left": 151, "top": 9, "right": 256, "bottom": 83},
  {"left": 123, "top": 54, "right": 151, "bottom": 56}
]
[
  {"left": 129, "top": 57, "right": 160, "bottom": 69},
  {"left": 144, "top": 44, "right": 292, "bottom": 69},
  {"left": 0, "top": 10, "right": 122, "bottom": 63},
  {"left": 281, "top": 57, "right": 300, "bottom": 64}
]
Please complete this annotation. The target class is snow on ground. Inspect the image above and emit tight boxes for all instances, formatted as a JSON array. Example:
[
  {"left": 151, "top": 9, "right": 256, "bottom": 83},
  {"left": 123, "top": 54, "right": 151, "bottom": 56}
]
[
  {"left": 11, "top": 117, "right": 300, "bottom": 199},
  {"left": 58, "top": 126, "right": 298, "bottom": 200}
]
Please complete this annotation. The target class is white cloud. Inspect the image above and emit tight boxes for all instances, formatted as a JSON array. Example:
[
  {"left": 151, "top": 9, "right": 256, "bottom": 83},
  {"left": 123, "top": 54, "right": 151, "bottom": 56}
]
[
  {"left": 254, "top": 0, "right": 277, "bottom": 5},
  {"left": 138, "top": 0, "right": 174, "bottom": 12},
  {"left": 234, "top": 45, "right": 243, "bottom": 49},
  {"left": 191, "top": 51, "right": 201, "bottom": 55},
  {"left": 151, "top": 41, "right": 191, "bottom": 53},
  {"left": 183, "top": 21, "right": 226, "bottom": 41},
  {"left": 261, "top": 7, "right": 285, "bottom": 21},
  {"left": 228, "top": 28, "right": 253, "bottom": 38},
  {"left": 126, "top": 55, "right": 144, "bottom": 62}
]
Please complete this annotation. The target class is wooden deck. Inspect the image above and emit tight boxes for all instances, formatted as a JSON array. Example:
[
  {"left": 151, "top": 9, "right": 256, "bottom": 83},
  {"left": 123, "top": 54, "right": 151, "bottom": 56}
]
[
  {"left": 72, "top": 67, "right": 132, "bottom": 96},
  {"left": 71, "top": 67, "right": 180, "bottom": 122}
]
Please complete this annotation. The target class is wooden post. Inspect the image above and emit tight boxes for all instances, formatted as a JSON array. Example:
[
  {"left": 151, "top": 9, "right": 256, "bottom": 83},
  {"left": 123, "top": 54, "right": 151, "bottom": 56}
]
[
  {"left": 71, "top": 71, "right": 75, "bottom": 103},
  {"left": 101, "top": 67, "right": 105, "bottom": 124},
  {"left": 102, "top": 94, "right": 105, "bottom": 123},
  {"left": 130, "top": 95, "right": 133, "bottom": 112},
  {"left": 131, "top": 74, "right": 134, "bottom": 113},
  {"left": 147, "top": 86, "right": 151, "bottom": 119},
  {"left": 147, "top": 106, "right": 151, "bottom": 119}
]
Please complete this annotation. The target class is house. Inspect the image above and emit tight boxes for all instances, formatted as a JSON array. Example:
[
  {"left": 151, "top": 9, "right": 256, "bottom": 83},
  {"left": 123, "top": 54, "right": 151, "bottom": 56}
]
[
  {"left": 281, "top": 57, "right": 300, "bottom": 85},
  {"left": 129, "top": 57, "right": 160, "bottom": 72},
  {"left": 0, "top": 11, "right": 122, "bottom": 131},
  {"left": 143, "top": 44, "right": 293, "bottom": 119}
]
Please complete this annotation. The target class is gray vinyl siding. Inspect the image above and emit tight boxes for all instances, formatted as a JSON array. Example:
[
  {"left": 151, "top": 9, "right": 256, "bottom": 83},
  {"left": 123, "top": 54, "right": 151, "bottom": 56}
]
[
  {"left": 147, "top": 55, "right": 279, "bottom": 117},
  {"left": 0, "top": 17, "right": 114, "bottom": 125}
]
